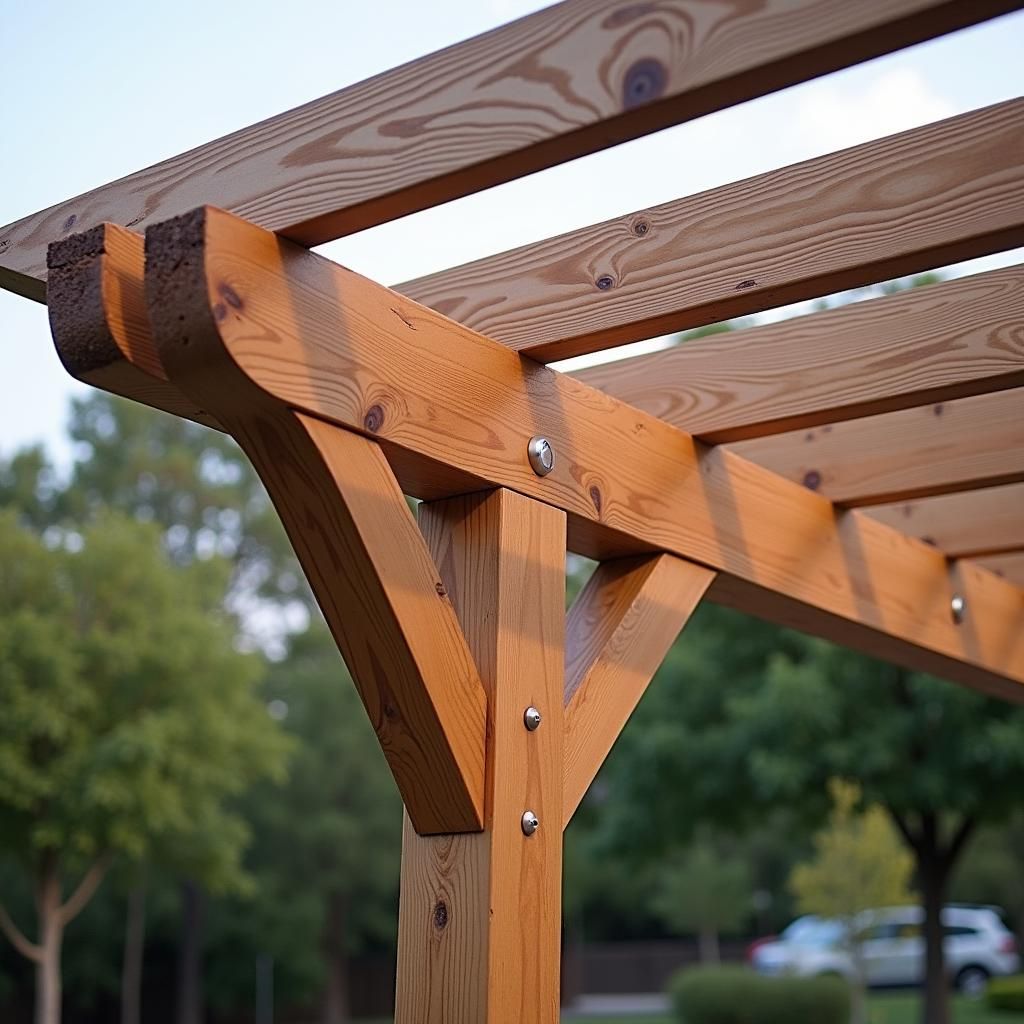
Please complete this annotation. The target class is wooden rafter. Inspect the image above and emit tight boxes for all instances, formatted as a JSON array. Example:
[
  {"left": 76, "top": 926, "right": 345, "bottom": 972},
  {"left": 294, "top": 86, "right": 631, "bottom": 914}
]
[
  {"left": 108, "top": 205, "right": 1021, "bottom": 696},
  {"left": 970, "top": 552, "right": 1024, "bottom": 589},
  {"left": 728, "top": 390, "right": 1024, "bottom": 506},
  {"left": 865, "top": 485, "right": 1024, "bottom": 559},
  {"left": 401, "top": 101, "right": 1024, "bottom": 361},
  {"left": 573, "top": 267, "right": 1024, "bottom": 443},
  {"left": 564, "top": 554, "right": 715, "bottom": 827},
  {"left": 4, "top": 0, "right": 1017, "bottom": 303}
]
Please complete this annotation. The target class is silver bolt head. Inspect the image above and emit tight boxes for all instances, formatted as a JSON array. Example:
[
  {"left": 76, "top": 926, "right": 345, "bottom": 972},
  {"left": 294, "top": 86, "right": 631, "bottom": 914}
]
[
  {"left": 527, "top": 436, "right": 554, "bottom": 476},
  {"left": 521, "top": 810, "right": 540, "bottom": 836},
  {"left": 951, "top": 593, "right": 966, "bottom": 624},
  {"left": 523, "top": 706, "right": 542, "bottom": 731}
]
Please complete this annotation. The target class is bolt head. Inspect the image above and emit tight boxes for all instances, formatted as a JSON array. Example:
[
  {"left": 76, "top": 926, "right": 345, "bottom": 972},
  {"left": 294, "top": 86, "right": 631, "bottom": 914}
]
[
  {"left": 523, "top": 706, "right": 542, "bottom": 731},
  {"left": 527, "top": 436, "right": 554, "bottom": 477},
  {"left": 951, "top": 593, "right": 966, "bottom": 624},
  {"left": 521, "top": 810, "right": 540, "bottom": 836}
]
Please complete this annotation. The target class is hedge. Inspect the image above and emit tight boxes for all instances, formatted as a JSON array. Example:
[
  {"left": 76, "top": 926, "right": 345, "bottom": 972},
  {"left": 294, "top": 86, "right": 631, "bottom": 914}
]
[
  {"left": 669, "top": 966, "right": 850, "bottom": 1024},
  {"left": 988, "top": 975, "right": 1024, "bottom": 1012}
]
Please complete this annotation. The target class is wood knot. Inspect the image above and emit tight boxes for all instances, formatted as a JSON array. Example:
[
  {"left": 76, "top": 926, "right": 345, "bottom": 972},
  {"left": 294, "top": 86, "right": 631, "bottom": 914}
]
[
  {"left": 364, "top": 404, "right": 385, "bottom": 433},
  {"left": 434, "top": 581, "right": 447, "bottom": 597},
  {"left": 632, "top": 218, "right": 650, "bottom": 237},
  {"left": 802, "top": 470, "right": 822, "bottom": 491},
  {"left": 589, "top": 485, "right": 603, "bottom": 515},
  {"left": 433, "top": 900, "right": 449, "bottom": 930},
  {"left": 622, "top": 58, "right": 666, "bottom": 109},
  {"left": 933, "top": 403, "right": 944, "bottom": 416},
  {"left": 62, "top": 214, "right": 78, "bottom": 233},
  {"left": 735, "top": 279, "right": 757, "bottom": 290},
  {"left": 595, "top": 275, "right": 615, "bottom": 291},
  {"left": 218, "top": 282, "right": 243, "bottom": 309}
]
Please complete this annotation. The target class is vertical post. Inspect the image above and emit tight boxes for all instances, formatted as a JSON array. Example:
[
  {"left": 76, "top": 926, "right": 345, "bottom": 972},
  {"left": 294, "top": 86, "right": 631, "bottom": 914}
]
[{"left": 396, "top": 488, "right": 566, "bottom": 1023}]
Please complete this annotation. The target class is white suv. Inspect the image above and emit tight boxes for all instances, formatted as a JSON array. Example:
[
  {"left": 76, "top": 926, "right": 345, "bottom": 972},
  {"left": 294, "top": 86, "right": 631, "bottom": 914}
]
[{"left": 752, "top": 906, "right": 1020, "bottom": 996}]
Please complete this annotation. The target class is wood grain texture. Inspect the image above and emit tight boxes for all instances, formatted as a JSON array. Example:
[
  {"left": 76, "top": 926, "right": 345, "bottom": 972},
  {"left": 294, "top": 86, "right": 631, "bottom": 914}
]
[
  {"left": 46, "top": 224, "right": 221, "bottom": 429},
  {"left": 401, "top": 100, "right": 1024, "bottom": 361},
  {"left": 573, "top": 267, "right": 1024, "bottom": 442},
  {"left": 137, "top": 206, "right": 1024, "bottom": 697},
  {"left": 142, "top": 230, "right": 488, "bottom": 833},
  {"left": 6, "top": 0, "right": 1015, "bottom": 303},
  {"left": 728, "top": 389, "right": 1024, "bottom": 507},
  {"left": 970, "top": 552, "right": 1024, "bottom": 589},
  {"left": 563, "top": 553, "right": 714, "bottom": 826},
  {"left": 396, "top": 489, "right": 565, "bottom": 1022},
  {"left": 865, "top": 485, "right": 1024, "bottom": 559}
]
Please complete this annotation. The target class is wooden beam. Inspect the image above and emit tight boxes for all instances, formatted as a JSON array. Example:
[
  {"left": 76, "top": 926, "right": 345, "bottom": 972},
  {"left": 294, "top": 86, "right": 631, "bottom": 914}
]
[
  {"left": 573, "top": 267, "right": 1024, "bottom": 443},
  {"left": 132, "top": 206, "right": 1024, "bottom": 697},
  {"left": 397, "top": 489, "right": 565, "bottom": 1022},
  {"left": 728, "top": 390, "right": 1024, "bottom": 507},
  {"left": 5, "top": 0, "right": 1016, "bottom": 304},
  {"left": 969, "top": 552, "right": 1024, "bottom": 589},
  {"left": 864, "top": 485, "right": 1024, "bottom": 558},
  {"left": 400, "top": 101, "right": 1024, "bottom": 361},
  {"left": 563, "top": 554, "right": 714, "bottom": 827}
]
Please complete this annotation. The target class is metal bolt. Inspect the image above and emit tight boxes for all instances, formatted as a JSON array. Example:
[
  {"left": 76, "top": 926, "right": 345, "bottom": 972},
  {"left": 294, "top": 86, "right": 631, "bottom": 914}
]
[
  {"left": 521, "top": 810, "right": 540, "bottom": 836},
  {"left": 523, "top": 706, "right": 542, "bottom": 731},
  {"left": 951, "top": 593, "right": 966, "bottom": 625},
  {"left": 527, "top": 436, "right": 554, "bottom": 477}
]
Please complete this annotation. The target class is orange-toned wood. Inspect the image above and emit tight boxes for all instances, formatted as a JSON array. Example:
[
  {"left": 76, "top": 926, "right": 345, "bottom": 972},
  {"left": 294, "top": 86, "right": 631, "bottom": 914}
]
[
  {"left": 396, "top": 489, "right": 565, "bottom": 1022},
  {"left": 5, "top": 0, "right": 1014, "bottom": 304},
  {"left": 138, "top": 236, "right": 488, "bottom": 832},
  {"left": 573, "top": 268, "right": 1024, "bottom": 443},
  {"left": 865, "top": 485, "right": 1024, "bottom": 558},
  {"left": 969, "top": 552, "right": 1024, "bottom": 589},
  {"left": 728, "top": 390, "right": 1024, "bottom": 507},
  {"left": 136, "top": 206, "right": 1024, "bottom": 696},
  {"left": 401, "top": 101, "right": 1024, "bottom": 361},
  {"left": 563, "top": 554, "right": 714, "bottom": 827},
  {"left": 46, "top": 224, "right": 220, "bottom": 429}
]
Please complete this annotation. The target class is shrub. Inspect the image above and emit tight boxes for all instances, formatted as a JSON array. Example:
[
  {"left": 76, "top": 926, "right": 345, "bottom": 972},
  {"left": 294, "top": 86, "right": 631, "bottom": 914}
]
[
  {"left": 988, "top": 975, "right": 1024, "bottom": 1012},
  {"left": 669, "top": 966, "right": 850, "bottom": 1024}
]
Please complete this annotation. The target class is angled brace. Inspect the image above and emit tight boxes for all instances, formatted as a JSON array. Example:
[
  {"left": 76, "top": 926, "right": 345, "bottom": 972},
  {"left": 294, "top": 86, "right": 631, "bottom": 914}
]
[
  {"left": 47, "top": 222, "right": 487, "bottom": 836},
  {"left": 563, "top": 553, "right": 715, "bottom": 827}
]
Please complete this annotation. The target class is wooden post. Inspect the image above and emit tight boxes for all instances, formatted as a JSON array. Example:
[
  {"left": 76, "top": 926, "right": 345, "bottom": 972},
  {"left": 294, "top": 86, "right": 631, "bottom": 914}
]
[{"left": 396, "top": 489, "right": 566, "bottom": 1022}]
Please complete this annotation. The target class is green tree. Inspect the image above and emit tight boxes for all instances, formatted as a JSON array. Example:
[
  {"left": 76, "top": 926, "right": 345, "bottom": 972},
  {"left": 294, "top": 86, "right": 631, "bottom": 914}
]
[
  {"left": 790, "top": 779, "right": 914, "bottom": 1024},
  {"left": 651, "top": 831, "right": 752, "bottom": 964},
  {"left": 0, "top": 510, "right": 288, "bottom": 1024}
]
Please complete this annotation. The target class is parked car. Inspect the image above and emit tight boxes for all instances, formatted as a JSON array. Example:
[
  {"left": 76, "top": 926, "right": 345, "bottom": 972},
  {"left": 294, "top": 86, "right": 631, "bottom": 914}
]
[{"left": 751, "top": 905, "right": 1020, "bottom": 996}]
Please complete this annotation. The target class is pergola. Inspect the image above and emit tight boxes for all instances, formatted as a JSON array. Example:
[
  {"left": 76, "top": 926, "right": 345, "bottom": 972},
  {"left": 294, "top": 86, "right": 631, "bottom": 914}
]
[{"left": 2, "top": 1, "right": 1022, "bottom": 1019}]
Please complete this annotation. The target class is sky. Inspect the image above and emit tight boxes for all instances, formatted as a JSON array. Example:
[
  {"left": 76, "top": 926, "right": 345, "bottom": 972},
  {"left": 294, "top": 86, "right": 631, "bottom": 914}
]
[{"left": 2, "top": 1, "right": 1022, "bottom": 469}]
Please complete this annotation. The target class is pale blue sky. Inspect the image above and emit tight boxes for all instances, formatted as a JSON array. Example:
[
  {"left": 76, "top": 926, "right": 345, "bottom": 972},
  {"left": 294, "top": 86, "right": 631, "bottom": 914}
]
[{"left": 2, "top": 1, "right": 1022, "bottom": 467}]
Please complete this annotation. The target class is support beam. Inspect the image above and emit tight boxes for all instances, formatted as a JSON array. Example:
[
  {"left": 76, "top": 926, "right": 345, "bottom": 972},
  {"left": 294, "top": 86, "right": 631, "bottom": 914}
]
[
  {"left": 401, "top": 101, "right": 1024, "bottom": 361},
  {"left": 5, "top": 0, "right": 1017, "bottom": 303},
  {"left": 563, "top": 554, "right": 715, "bottom": 827},
  {"left": 128, "top": 206, "right": 1023, "bottom": 696},
  {"left": 573, "top": 267, "right": 1024, "bottom": 443},
  {"left": 865, "top": 485, "right": 1024, "bottom": 558},
  {"left": 969, "top": 552, "right": 1024, "bottom": 589},
  {"left": 728, "top": 390, "right": 1024, "bottom": 506},
  {"left": 396, "top": 489, "right": 565, "bottom": 1022}
]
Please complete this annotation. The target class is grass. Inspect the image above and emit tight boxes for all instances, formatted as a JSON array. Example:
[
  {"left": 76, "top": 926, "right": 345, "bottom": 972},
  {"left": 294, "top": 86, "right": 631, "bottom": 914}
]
[{"left": 562, "top": 993, "right": 1016, "bottom": 1024}]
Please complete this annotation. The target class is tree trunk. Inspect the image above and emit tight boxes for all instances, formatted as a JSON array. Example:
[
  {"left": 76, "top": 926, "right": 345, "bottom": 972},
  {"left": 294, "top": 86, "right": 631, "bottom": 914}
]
[
  {"left": 35, "top": 859, "right": 64, "bottom": 1024},
  {"left": 920, "top": 849, "right": 951, "bottom": 1024},
  {"left": 121, "top": 882, "right": 147, "bottom": 1024},
  {"left": 321, "top": 894, "right": 350, "bottom": 1024},
  {"left": 176, "top": 880, "right": 206, "bottom": 1024},
  {"left": 697, "top": 928, "right": 720, "bottom": 965}
]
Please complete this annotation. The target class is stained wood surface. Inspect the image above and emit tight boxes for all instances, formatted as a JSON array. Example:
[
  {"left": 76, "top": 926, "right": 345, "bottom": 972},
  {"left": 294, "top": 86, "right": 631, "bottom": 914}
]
[
  {"left": 728, "top": 390, "right": 1024, "bottom": 507},
  {"left": 143, "top": 239, "right": 488, "bottom": 832},
  {"left": 401, "top": 101, "right": 1024, "bottom": 361},
  {"left": 865, "top": 485, "right": 1024, "bottom": 559},
  {"left": 46, "top": 224, "right": 222, "bottom": 430},
  {"left": 563, "top": 554, "right": 714, "bottom": 826},
  {"left": 6, "top": 0, "right": 1015, "bottom": 304},
  {"left": 134, "top": 206, "right": 1024, "bottom": 696},
  {"left": 573, "top": 267, "right": 1024, "bottom": 443},
  {"left": 970, "top": 552, "right": 1024, "bottom": 589},
  {"left": 396, "top": 489, "right": 565, "bottom": 1022}
]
